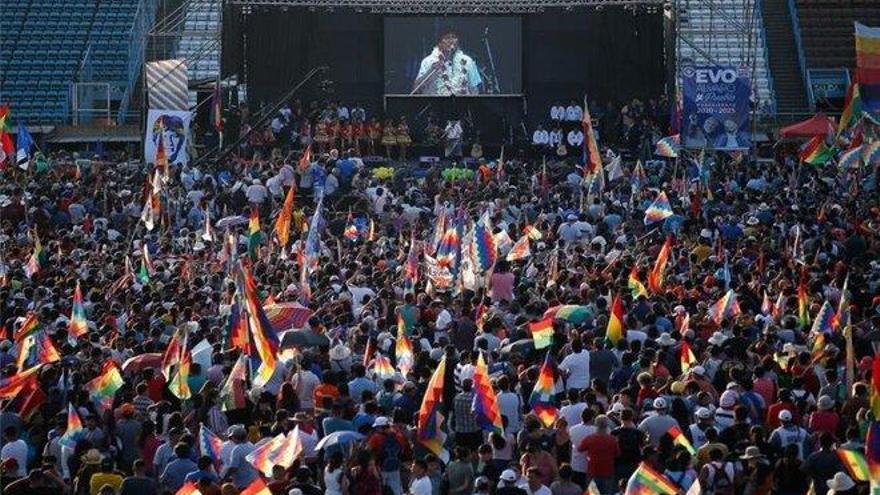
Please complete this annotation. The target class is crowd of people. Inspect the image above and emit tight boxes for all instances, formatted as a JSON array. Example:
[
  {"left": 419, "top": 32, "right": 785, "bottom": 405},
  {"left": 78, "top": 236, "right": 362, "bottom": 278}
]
[{"left": 0, "top": 90, "right": 879, "bottom": 495}]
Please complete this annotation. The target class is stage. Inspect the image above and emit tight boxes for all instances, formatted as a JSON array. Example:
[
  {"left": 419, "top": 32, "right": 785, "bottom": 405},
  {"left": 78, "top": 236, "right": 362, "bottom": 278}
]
[{"left": 221, "top": 2, "right": 668, "bottom": 147}]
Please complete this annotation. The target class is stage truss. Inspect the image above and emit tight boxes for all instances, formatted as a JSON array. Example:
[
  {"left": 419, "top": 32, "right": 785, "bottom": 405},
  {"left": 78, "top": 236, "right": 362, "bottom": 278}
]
[{"left": 228, "top": 0, "right": 664, "bottom": 14}]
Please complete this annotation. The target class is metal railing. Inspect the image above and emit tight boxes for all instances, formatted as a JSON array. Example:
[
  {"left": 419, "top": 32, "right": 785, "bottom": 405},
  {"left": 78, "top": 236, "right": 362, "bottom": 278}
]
[
  {"left": 755, "top": 0, "right": 777, "bottom": 115},
  {"left": 786, "top": 0, "right": 808, "bottom": 101},
  {"left": 117, "top": 0, "right": 161, "bottom": 124}
]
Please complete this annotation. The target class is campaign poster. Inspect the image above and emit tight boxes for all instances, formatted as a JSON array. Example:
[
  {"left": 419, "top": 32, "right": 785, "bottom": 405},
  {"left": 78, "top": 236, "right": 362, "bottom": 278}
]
[
  {"left": 144, "top": 109, "right": 192, "bottom": 166},
  {"left": 681, "top": 64, "right": 751, "bottom": 151}
]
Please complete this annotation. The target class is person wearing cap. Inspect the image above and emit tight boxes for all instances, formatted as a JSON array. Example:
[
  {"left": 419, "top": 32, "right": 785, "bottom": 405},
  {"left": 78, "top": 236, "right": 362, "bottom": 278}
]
[
  {"left": 90, "top": 457, "right": 125, "bottom": 495},
  {"left": 221, "top": 426, "right": 258, "bottom": 490},
  {"left": 768, "top": 409, "right": 810, "bottom": 461},
  {"left": 115, "top": 403, "right": 141, "bottom": 473},
  {"left": 714, "top": 390, "right": 738, "bottom": 432},
  {"left": 825, "top": 471, "right": 857, "bottom": 495},
  {"left": 687, "top": 407, "right": 717, "bottom": 450},
  {"left": 638, "top": 397, "right": 680, "bottom": 448},
  {"left": 496, "top": 468, "right": 527, "bottom": 495},
  {"left": 684, "top": 365, "right": 718, "bottom": 401},
  {"left": 807, "top": 395, "right": 839, "bottom": 438},
  {"left": 738, "top": 446, "right": 771, "bottom": 495},
  {"left": 366, "top": 416, "right": 408, "bottom": 495},
  {"left": 765, "top": 390, "right": 799, "bottom": 430}
]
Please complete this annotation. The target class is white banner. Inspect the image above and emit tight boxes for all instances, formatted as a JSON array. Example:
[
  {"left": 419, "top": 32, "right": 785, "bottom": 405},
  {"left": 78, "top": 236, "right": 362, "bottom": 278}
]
[{"left": 144, "top": 109, "right": 192, "bottom": 166}]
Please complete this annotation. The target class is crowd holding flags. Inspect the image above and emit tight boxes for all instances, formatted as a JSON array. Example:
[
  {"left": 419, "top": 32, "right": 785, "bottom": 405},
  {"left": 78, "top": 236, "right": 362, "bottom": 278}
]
[
  {"left": 471, "top": 352, "right": 504, "bottom": 434},
  {"left": 529, "top": 353, "right": 558, "bottom": 427},
  {"left": 68, "top": 281, "right": 88, "bottom": 344},
  {"left": 395, "top": 315, "right": 414, "bottom": 377},
  {"left": 643, "top": 191, "right": 673, "bottom": 225},
  {"left": 168, "top": 331, "right": 193, "bottom": 400},
  {"left": 24, "top": 231, "right": 47, "bottom": 279},
  {"left": 417, "top": 356, "right": 448, "bottom": 458},
  {"left": 237, "top": 263, "right": 280, "bottom": 388},
  {"left": 528, "top": 317, "right": 554, "bottom": 350},
  {"left": 606, "top": 295, "right": 625, "bottom": 344},
  {"left": 707, "top": 289, "right": 741, "bottom": 324},
  {"left": 85, "top": 361, "right": 125, "bottom": 411},
  {"left": 648, "top": 237, "right": 672, "bottom": 293}
]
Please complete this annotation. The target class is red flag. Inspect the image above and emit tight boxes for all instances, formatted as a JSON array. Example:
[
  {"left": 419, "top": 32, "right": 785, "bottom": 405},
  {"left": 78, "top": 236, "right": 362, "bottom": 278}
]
[{"left": 298, "top": 145, "right": 312, "bottom": 172}]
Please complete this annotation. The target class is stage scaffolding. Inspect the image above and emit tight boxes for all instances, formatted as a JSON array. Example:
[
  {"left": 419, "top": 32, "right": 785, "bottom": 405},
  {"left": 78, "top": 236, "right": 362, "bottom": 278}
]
[{"left": 226, "top": 0, "right": 663, "bottom": 14}]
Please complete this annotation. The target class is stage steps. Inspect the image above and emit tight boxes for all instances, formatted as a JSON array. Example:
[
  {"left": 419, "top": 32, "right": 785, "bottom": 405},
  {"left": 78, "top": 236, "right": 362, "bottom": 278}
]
[{"left": 762, "top": 0, "right": 809, "bottom": 116}]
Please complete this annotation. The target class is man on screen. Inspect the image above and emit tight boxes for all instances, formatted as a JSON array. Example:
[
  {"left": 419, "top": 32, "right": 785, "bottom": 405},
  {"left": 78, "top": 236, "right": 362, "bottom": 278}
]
[{"left": 413, "top": 32, "right": 482, "bottom": 96}]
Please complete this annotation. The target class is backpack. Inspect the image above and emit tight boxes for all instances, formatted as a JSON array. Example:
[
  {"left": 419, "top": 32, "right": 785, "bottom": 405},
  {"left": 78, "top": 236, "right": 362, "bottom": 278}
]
[
  {"left": 377, "top": 432, "right": 401, "bottom": 472},
  {"left": 705, "top": 461, "right": 734, "bottom": 495}
]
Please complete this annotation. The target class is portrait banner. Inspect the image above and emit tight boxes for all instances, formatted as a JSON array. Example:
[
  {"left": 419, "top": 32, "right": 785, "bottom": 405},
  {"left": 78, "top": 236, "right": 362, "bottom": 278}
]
[
  {"left": 681, "top": 64, "right": 751, "bottom": 151},
  {"left": 144, "top": 109, "right": 192, "bottom": 166}
]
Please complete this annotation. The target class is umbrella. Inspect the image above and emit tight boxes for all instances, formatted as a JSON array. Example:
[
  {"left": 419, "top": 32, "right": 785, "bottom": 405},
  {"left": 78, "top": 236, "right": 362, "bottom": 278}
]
[
  {"left": 280, "top": 329, "right": 330, "bottom": 349},
  {"left": 264, "top": 302, "right": 313, "bottom": 332},
  {"left": 315, "top": 431, "right": 365, "bottom": 451},
  {"left": 216, "top": 215, "right": 249, "bottom": 229},
  {"left": 500, "top": 338, "right": 535, "bottom": 358},
  {"left": 121, "top": 353, "right": 163, "bottom": 374},
  {"left": 543, "top": 305, "right": 592, "bottom": 325}
]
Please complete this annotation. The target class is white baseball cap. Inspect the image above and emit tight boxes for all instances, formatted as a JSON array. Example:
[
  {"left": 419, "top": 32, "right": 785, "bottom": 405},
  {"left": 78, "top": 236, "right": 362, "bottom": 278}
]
[
  {"left": 372, "top": 416, "right": 391, "bottom": 428},
  {"left": 653, "top": 397, "right": 668, "bottom": 410},
  {"left": 778, "top": 410, "right": 793, "bottom": 422},
  {"left": 500, "top": 469, "right": 518, "bottom": 482}
]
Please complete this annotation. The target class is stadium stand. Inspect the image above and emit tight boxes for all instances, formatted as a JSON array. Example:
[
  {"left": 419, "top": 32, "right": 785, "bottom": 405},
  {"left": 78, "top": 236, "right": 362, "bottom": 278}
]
[
  {"left": 677, "top": 0, "right": 776, "bottom": 115},
  {"left": 795, "top": 0, "right": 880, "bottom": 70},
  {"left": 0, "top": 0, "right": 143, "bottom": 125}
]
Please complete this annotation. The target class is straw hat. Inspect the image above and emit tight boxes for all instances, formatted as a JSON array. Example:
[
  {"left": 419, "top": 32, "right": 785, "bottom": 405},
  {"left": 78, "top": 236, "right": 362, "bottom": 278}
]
[{"left": 740, "top": 446, "right": 765, "bottom": 460}]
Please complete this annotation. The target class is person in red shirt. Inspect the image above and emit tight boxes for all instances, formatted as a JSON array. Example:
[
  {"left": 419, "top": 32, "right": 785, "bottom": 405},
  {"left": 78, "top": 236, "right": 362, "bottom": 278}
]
[
  {"left": 765, "top": 390, "right": 799, "bottom": 430},
  {"left": 807, "top": 395, "right": 839, "bottom": 439},
  {"left": 578, "top": 415, "right": 620, "bottom": 494}
]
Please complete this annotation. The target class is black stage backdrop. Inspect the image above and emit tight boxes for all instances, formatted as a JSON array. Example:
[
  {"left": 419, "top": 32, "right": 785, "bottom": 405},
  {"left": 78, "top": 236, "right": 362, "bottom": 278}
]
[{"left": 223, "top": 6, "right": 665, "bottom": 142}]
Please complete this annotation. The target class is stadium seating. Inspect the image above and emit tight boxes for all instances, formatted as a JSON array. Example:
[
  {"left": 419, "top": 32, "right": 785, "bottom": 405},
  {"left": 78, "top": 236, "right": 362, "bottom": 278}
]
[
  {"left": 0, "top": 0, "right": 142, "bottom": 125},
  {"left": 795, "top": 0, "right": 880, "bottom": 70},
  {"left": 677, "top": 0, "right": 776, "bottom": 114},
  {"left": 176, "top": 0, "right": 221, "bottom": 106}
]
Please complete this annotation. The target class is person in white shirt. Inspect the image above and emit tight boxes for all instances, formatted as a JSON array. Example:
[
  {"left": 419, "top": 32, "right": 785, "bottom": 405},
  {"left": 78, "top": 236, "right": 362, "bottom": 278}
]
[
  {"left": 245, "top": 179, "right": 268, "bottom": 206},
  {"left": 566, "top": 129, "right": 584, "bottom": 148},
  {"left": 532, "top": 125, "right": 549, "bottom": 147},
  {"left": 550, "top": 103, "right": 565, "bottom": 121},
  {"left": 366, "top": 186, "right": 392, "bottom": 215},
  {"left": 565, "top": 101, "right": 583, "bottom": 122},
  {"left": 559, "top": 389, "right": 588, "bottom": 427},
  {"left": 496, "top": 376, "right": 522, "bottom": 433},
  {"left": 408, "top": 459, "right": 432, "bottom": 495},
  {"left": 524, "top": 467, "right": 552, "bottom": 495},
  {"left": 290, "top": 362, "right": 321, "bottom": 411},
  {"left": 568, "top": 408, "right": 596, "bottom": 486},
  {"left": 337, "top": 105, "right": 350, "bottom": 121},
  {"left": 558, "top": 339, "right": 590, "bottom": 391},
  {"left": 1, "top": 427, "right": 28, "bottom": 478}
]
